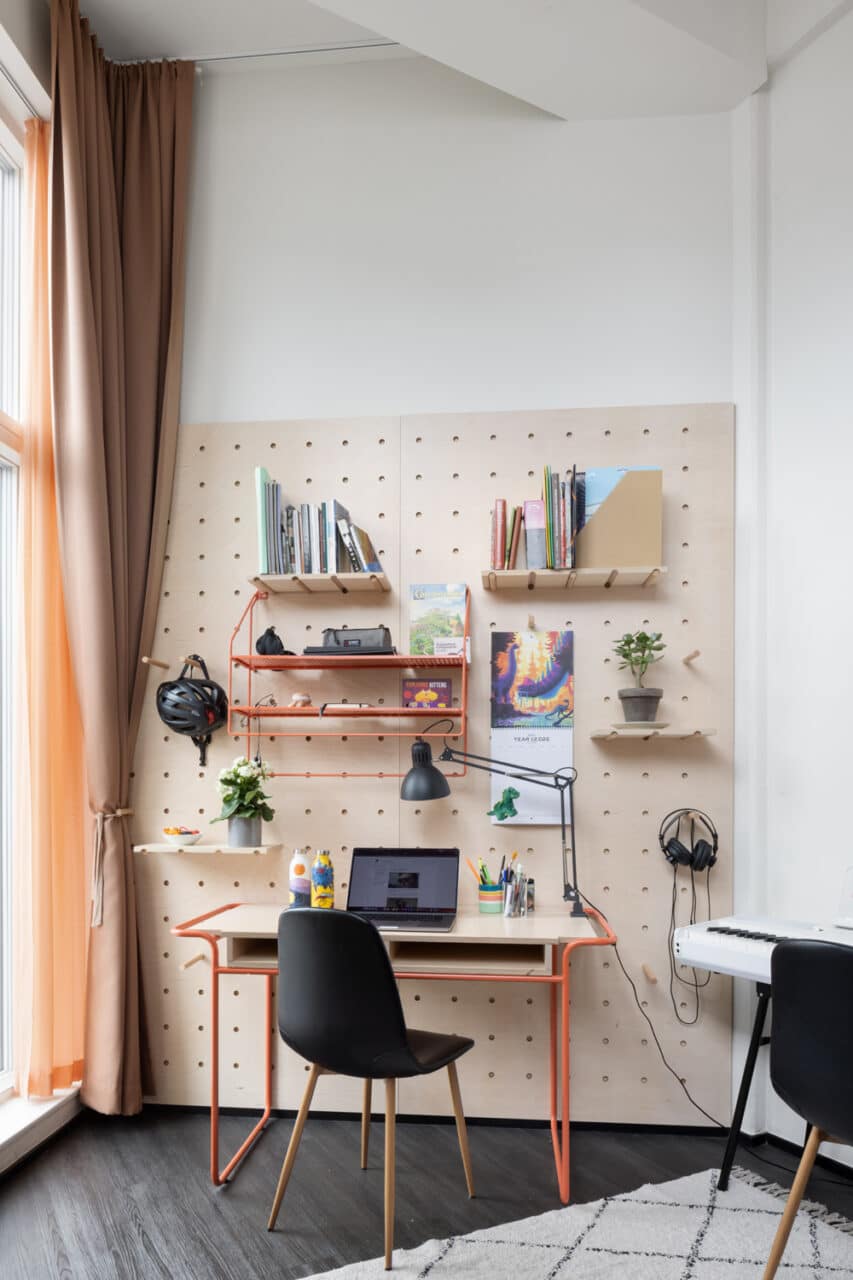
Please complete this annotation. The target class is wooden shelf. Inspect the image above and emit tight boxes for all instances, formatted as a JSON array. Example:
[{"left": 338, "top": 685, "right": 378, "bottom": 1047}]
[
  {"left": 482, "top": 566, "right": 666, "bottom": 591},
  {"left": 251, "top": 572, "right": 390, "bottom": 594},
  {"left": 232, "top": 652, "right": 465, "bottom": 671},
  {"left": 590, "top": 728, "right": 716, "bottom": 741},
  {"left": 133, "top": 843, "right": 281, "bottom": 856},
  {"left": 230, "top": 704, "right": 462, "bottom": 720}
]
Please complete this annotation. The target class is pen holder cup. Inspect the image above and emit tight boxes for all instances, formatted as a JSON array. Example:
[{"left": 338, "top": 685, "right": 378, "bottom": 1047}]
[{"left": 478, "top": 883, "right": 503, "bottom": 914}]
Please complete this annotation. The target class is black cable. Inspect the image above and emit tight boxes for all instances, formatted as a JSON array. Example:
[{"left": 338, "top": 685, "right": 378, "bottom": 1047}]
[
  {"left": 580, "top": 889, "right": 725, "bottom": 1129},
  {"left": 667, "top": 865, "right": 711, "bottom": 1028},
  {"left": 741, "top": 1143, "right": 853, "bottom": 1189}
]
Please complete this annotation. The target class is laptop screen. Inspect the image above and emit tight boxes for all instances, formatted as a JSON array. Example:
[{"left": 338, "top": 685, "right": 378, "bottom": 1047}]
[{"left": 347, "top": 849, "right": 459, "bottom": 917}]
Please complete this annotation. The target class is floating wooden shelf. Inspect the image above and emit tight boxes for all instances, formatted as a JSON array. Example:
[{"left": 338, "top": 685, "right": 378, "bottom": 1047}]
[
  {"left": 232, "top": 652, "right": 465, "bottom": 671},
  {"left": 133, "top": 843, "right": 282, "bottom": 856},
  {"left": 231, "top": 704, "right": 462, "bottom": 720},
  {"left": 251, "top": 572, "right": 390, "bottom": 594},
  {"left": 590, "top": 728, "right": 716, "bottom": 741},
  {"left": 481, "top": 566, "right": 666, "bottom": 591}
]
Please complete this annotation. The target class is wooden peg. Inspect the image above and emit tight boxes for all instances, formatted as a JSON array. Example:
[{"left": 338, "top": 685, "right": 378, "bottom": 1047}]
[
  {"left": 641, "top": 963, "right": 658, "bottom": 984},
  {"left": 179, "top": 655, "right": 205, "bottom": 670},
  {"left": 682, "top": 650, "right": 701, "bottom": 665},
  {"left": 180, "top": 951, "right": 208, "bottom": 971},
  {"left": 141, "top": 655, "right": 170, "bottom": 671}
]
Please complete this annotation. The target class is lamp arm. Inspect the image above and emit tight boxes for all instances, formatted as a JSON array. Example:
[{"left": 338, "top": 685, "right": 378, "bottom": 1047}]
[
  {"left": 438, "top": 745, "right": 585, "bottom": 917},
  {"left": 439, "top": 745, "right": 575, "bottom": 788}
]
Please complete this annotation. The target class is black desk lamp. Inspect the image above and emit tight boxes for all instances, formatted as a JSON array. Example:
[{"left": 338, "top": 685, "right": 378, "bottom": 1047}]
[{"left": 400, "top": 728, "right": 585, "bottom": 918}]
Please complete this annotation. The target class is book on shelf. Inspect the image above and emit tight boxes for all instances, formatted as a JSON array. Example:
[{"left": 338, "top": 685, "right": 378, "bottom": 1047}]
[
  {"left": 488, "top": 463, "right": 661, "bottom": 572},
  {"left": 409, "top": 583, "right": 469, "bottom": 658},
  {"left": 254, "top": 468, "right": 383, "bottom": 577},
  {"left": 402, "top": 679, "right": 453, "bottom": 709}
]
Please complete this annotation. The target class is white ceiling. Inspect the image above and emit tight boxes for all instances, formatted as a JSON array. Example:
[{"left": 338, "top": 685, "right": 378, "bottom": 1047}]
[
  {"left": 78, "top": 0, "right": 385, "bottom": 62},
  {"left": 77, "top": 0, "right": 853, "bottom": 118}
]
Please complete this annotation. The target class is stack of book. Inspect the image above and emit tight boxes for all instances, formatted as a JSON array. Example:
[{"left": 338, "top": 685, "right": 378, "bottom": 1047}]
[
  {"left": 490, "top": 467, "right": 585, "bottom": 570},
  {"left": 255, "top": 467, "right": 383, "bottom": 576}
]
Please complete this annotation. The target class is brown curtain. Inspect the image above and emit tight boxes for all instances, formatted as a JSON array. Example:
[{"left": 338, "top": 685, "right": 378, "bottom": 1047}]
[{"left": 49, "top": 0, "right": 194, "bottom": 1114}]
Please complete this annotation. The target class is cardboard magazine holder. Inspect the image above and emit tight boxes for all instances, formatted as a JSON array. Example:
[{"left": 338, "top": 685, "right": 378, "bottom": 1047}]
[{"left": 574, "top": 468, "right": 662, "bottom": 568}]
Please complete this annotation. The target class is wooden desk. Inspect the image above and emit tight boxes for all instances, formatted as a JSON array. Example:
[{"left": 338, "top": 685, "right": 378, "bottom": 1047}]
[{"left": 172, "top": 904, "right": 616, "bottom": 1204}]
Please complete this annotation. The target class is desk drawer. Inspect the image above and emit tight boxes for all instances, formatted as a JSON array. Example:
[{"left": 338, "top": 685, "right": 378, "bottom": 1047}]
[{"left": 386, "top": 939, "right": 550, "bottom": 976}]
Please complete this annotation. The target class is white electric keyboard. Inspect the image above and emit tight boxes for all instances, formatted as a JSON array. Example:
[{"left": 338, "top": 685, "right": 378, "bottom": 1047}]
[{"left": 673, "top": 915, "right": 853, "bottom": 984}]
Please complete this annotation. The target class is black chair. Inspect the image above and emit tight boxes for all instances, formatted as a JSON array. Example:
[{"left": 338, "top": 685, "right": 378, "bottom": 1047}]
[
  {"left": 763, "top": 940, "right": 853, "bottom": 1279},
  {"left": 267, "top": 909, "right": 475, "bottom": 1269}
]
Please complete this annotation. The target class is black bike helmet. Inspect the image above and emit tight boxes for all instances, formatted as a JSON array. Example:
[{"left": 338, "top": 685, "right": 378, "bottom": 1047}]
[{"left": 156, "top": 655, "right": 228, "bottom": 766}]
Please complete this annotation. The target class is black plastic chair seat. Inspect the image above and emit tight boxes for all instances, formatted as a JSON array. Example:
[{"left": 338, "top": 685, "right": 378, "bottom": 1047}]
[{"left": 370, "top": 1029, "right": 474, "bottom": 1079}]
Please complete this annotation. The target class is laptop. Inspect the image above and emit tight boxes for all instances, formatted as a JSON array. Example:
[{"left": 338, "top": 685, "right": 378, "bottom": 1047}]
[{"left": 346, "top": 848, "right": 459, "bottom": 932}]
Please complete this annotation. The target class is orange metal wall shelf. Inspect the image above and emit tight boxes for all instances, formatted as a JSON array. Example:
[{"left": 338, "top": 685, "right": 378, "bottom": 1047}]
[
  {"left": 227, "top": 588, "right": 471, "bottom": 776},
  {"left": 232, "top": 653, "right": 464, "bottom": 672}
]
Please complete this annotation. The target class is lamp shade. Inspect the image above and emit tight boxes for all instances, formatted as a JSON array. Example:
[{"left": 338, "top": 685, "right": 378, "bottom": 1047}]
[{"left": 400, "top": 740, "right": 451, "bottom": 801}]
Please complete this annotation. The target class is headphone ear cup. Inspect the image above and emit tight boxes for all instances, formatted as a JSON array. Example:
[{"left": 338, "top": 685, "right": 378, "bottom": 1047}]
[
  {"left": 692, "top": 839, "right": 713, "bottom": 872},
  {"left": 665, "top": 838, "right": 692, "bottom": 867}
]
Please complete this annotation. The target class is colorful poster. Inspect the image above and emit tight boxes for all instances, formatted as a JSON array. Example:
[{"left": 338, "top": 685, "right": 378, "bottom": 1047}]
[{"left": 489, "top": 630, "right": 573, "bottom": 826}]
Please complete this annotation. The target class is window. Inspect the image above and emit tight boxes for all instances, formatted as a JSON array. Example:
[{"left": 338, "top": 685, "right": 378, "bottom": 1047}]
[{"left": 0, "top": 137, "right": 21, "bottom": 1094}]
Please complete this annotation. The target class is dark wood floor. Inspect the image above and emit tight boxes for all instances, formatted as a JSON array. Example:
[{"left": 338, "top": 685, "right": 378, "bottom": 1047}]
[{"left": 1, "top": 1109, "right": 852, "bottom": 1280}]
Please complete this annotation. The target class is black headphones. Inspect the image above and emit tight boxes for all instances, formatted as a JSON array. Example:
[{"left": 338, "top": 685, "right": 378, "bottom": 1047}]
[{"left": 658, "top": 809, "right": 718, "bottom": 872}]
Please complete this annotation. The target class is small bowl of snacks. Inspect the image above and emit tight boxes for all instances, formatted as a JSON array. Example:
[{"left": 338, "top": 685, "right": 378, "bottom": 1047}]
[{"left": 163, "top": 826, "right": 201, "bottom": 847}]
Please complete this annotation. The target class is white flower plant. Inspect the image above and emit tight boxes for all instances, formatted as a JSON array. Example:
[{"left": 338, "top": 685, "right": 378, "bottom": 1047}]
[{"left": 213, "top": 756, "right": 275, "bottom": 824}]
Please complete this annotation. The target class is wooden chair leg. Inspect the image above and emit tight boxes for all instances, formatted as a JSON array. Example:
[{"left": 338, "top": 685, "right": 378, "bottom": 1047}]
[
  {"left": 762, "top": 1125, "right": 824, "bottom": 1280},
  {"left": 447, "top": 1061, "right": 475, "bottom": 1197},
  {"left": 267, "top": 1064, "right": 322, "bottom": 1231},
  {"left": 361, "top": 1078, "right": 372, "bottom": 1170},
  {"left": 384, "top": 1079, "right": 396, "bottom": 1270}
]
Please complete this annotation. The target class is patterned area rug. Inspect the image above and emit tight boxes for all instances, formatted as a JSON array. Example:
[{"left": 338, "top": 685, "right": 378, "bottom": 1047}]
[{"left": 307, "top": 1167, "right": 853, "bottom": 1279}]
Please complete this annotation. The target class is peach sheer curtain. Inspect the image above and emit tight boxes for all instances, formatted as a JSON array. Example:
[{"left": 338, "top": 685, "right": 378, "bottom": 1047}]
[{"left": 13, "top": 118, "right": 88, "bottom": 1098}]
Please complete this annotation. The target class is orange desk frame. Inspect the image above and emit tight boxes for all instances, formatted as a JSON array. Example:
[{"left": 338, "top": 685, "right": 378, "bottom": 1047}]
[{"left": 171, "top": 904, "right": 616, "bottom": 1204}]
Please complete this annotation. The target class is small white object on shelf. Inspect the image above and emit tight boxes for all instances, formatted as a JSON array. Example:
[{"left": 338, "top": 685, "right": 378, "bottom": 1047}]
[{"left": 163, "top": 830, "right": 201, "bottom": 847}]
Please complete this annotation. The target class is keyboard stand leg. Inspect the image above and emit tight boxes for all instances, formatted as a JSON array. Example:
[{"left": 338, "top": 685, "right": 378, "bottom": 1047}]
[{"left": 718, "top": 982, "right": 771, "bottom": 1191}]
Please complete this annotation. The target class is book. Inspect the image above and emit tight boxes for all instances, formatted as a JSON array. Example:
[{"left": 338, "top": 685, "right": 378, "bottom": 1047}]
[
  {"left": 494, "top": 499, "right": 507, "bottom": 570},
  {"left": 337, "top": 518, "right": 362, "bottom": 572},
  {"left": 523, "top": 499, "right": 547, "bottom": 569},
  {"left": 402, "top": 679, "right": 453, "bottom": 710},
  {"left": 508, "top": 505, "right": 523, "bottom": 568},
  {"left": 409, "top": 583, "right": 467, "bottom": 657},
  {"left": 255, "top": 466, "right": 270, "bottom": 574},
  {"left": 324, "top": 499, "right": 349, "bottom": 574},
  {"left": 351, "top": 524, "right": 382, "bottom": 573}
]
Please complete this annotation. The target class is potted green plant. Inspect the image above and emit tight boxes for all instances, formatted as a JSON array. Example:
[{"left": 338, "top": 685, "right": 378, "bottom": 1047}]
[
  {"left": 613, "top": 630, "right": 666, "bottom": 723},
  {"left": 214, "top": 756, "right": 275, "bottom": 848}
]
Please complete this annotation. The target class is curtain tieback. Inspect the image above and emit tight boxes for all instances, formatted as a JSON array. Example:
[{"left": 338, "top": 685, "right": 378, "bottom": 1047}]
[{"left": 92, "top": 808, "right": 134, "bottom": 927}]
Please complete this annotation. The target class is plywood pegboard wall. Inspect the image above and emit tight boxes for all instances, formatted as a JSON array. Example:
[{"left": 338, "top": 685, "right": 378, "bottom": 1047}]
[{"left": 132, "top": 404, "right": 734, "bottom": 1124}]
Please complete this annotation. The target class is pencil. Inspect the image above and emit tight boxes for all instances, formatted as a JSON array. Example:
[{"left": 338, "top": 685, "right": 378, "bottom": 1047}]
[{"left": 465, "top": 858, "right": 481, "bottom": 883}]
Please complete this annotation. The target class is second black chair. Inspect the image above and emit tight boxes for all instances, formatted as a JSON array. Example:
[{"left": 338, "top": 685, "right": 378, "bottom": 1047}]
[
  {"left": 267, "top": 908, "right": 475, "bottom": 1270},
  {"left": 763, "top": 940, "right": 853, "bottom": 1279}
]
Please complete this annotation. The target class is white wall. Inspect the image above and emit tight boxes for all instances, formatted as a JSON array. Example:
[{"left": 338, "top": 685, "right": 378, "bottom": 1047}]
[
  {"left": 762, "top": 5, "right": 853, "bottom": 1161},
  {"left": 181, "top": 56, "right": 733, "bottom": 422}
]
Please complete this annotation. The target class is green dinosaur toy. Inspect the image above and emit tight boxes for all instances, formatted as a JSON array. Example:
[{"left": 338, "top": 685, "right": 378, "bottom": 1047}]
[{"left": 487, "top": 787, "right": 520, "bottom": 821}]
